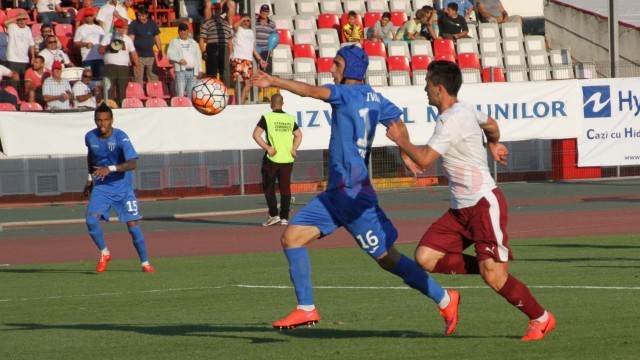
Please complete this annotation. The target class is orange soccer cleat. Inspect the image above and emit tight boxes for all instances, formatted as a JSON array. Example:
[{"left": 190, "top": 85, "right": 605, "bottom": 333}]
[
  {"left": 142, "top": 264, "right": 156, "bottom": 273},
  {"left": 521, "top": 312, "right": 556, "bottom": 341},
  {"left": 438, "top": 290, "right": 460, "bottom": 335},
  {"left": 273, "top": 308, "right": 320, "bottom": 330},
  {"left": 96, "top": 253, "right": 112, "bottom": 273}
]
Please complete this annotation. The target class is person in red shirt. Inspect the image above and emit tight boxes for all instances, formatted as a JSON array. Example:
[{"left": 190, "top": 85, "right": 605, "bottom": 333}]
[{"left": 24, "top": 55, "right": 51, "bottom": 105}]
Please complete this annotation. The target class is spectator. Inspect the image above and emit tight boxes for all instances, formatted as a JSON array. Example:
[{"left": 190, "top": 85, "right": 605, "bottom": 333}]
[
  {"left": 42, "top": 60, "right": 73, "bottom": 110},
  {"left": 96, "top": 0, "right": 129, "bottom": 34},
  {"left": 24, "top": 56, "right": 51, "bottom": 104},
  {"left": 39, "top": 35, "right": 75, "bottom": 70},
  {"left": 255, "top": 4, "right": 277, "bottom": 74},
  {"left": 4, "top": 11, "right": 35, "bottom": 81},
  {"left": 396, "top": 9, "right": 426, "bottom": 42},
  {"left": 35, "top": 0, "right": 72, "bottom": 24},
  {"left": 231, "top": 14, "right": 266, "bottom": 104},
  {"left": 205, "top": 0, "right": 236, "bottom": 22},
  {"left": 444, "top": 0, "right": 474, "bottom": 21},
  {"left": 369, "top": 12, "right": 396, "bottom": 44},
  {"left": 477, "top": 0, "right": 522, "bottom": 24},
  {"left": 123, "top": 0, "right": 136, "bottom": 21},
  {"left": 73, "top": 68, "right": 102, "bottom": 108},
  {"left": 73, "top": 8, "right": 106, "bottom": 78},
  {"left": 167, "top": 23, "right": 203, "bottom": 97},
  {"left": 76, "top": 0, "right": 101, "bottom": 29},
  {"left": 342, "top": 11, "right": 363, "bottom": 44},
  {"left": 128, "top": 6, "right": 162, "bottom": 86},
  {"left": 199, "top": 5, "right": 233, "bottom": 87},
  {"left": 439, "top": 3, "right": 470, "bottom": 42},
  {"left": 34, "top": 24, "right": 62, "bottom": 52},
  {"left": 0, "top": 64, "right": 20, "bottom": 107},
  {"left": 420, "top": 6, "right": 439, "bottom": 41},
  {"left": 99, "top": 19, "right": 139, "bottom": 106}
]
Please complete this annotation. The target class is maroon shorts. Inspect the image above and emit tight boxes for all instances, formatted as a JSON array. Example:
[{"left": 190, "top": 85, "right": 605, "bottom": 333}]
[{"left": 419, "top": 188, "right": 513, "bottom": 262}]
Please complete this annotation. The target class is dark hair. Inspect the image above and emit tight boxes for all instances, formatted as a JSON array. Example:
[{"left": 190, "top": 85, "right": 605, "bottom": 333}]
[
  {"left": 95, "top": 103, "right": 113, "bottom": 119},
  {"left": 381, "top": 11, "right": 391, "bottom": 19},
  {"left": 42, "top": 24, "right": 53, "bottom": 31},
  {"left": 447, "top": 3, "right": 459, "bottom": 11},
  {"left": 137, "top": 6, "right": 148, "bottom": 14},
  {"left": 427, "top": 60, "right": 462, "bottom": 96},
  {"left": 348, "top": 11, "right": 357, "bottom": 17},
  {"left": 34, "top": 55, "right": 45, "bottom": 62},
  {"left": 422, "top": 5, "right": 433, "bottom": 12},
  {"left": 46, "top": 34, "right": 57, "bottom": 41}
]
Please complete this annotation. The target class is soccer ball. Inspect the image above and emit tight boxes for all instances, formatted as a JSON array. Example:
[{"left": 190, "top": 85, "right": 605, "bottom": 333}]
[{"left": 191, "top": 77, "right": 228, "bottom": 116}]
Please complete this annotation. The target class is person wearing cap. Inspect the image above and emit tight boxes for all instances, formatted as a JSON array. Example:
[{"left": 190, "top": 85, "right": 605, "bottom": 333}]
[
  {"left": 99, "top": 18, "right": 139, "bottom": 106},
  {"left": 35, "top": 0, "right": 72, "bottom": 24},
  {"left": 255, "top": 4, "right": 276, "bottom": 74},
  {"left": 167, "top": 23, "right": 203, "bottom": 96},
  {"left": 128, "top": 6, "right": 162, "bottom": 86},
  {"left": 74, "top": 7, "right": 106, "bottom": 78},
  {"left": 199, "top": 4, "right": 233, "bottom": 87},
  {"left": 75, "top": 0, "right": 101, "bottom": 29},
  {"left": 251, "top": 45, "right": 457, "bottom": 332},
  {"left": 96, "top": 0, "right": 129, "bottom": 34},
  {"left": 42, "top": 60, "right": 74, "bottom": 110},
  {"left": 4, "top": 11, "right": 36, "bottom": 82},
  {"left": 39, "top": 34, "right": 75, "bottom": 71}
]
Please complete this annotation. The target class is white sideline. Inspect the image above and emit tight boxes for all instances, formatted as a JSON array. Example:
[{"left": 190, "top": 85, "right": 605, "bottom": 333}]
[{"left": 1, "top": 284, "right": 639, "bottom": 303}]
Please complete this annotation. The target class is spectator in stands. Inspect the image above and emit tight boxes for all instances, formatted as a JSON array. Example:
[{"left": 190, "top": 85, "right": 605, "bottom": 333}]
[
  {"left": 123, "top": 0, "right": 136, "bottom": 21},
  {"left": 419, "top": 6, "right": 439, "bottom": 41},
  {"left": 439, "top": 3, "right": 471, "bottom": 42},
  {"left": 35, "top": 0, "right": 72, "bottom": 24},
  {"left": 96, "top": 0, "right": 129, "bottom": 34},
  {"left": 99, "top": 19, "right": 139, "bottom": 106},
  {"left": 34, "top": 24, "right": 62, "bottom": 52},
  {"left": 205, "top": 0, "right": 236, "bottom": 22},
  {"left": 42, "top": 60, "right": 73, "bottom": 110},
  {"left": 76, "top": 0, "right": 101, "bottom": 29},
  {"left": 73, "top": 68, "right": 102, "bottom": 108},
  {"left": 396, "top": 9, "right": 426, "bottom": 42},
  {"left": 255, "top": 4, "right": 276, "bottom": 74},
  {"left": 199, "top": 5, "right": 233, "bottom": 87},
  {"left": 0, "top": 64, "right": 20, "bottom": 107},
  {"left": 167, "top": 23, "right": 203, "bottom": 97},
  {"left": 342, "top": 11, "right": 363, "bottom": 44},
  {"left": 444, "top": 0, "right": 474, "bottom": 22},
  {"left": 40, "top": 35, "right": 75, "bottom": 70},
  {"left": 4, "top": 11, "right": 35, "bottom": 81},
  {"left": 231, "top": 14, "right": 266, "bottom": 104},
  {"left": 128, "top": 6, "right": 162, "bottom": 86},
  {"left": 74, "top": 8, "right": 106, "bottom": 78},
  {"left": 369, "top": 12, "right": 397, "bottom": 44},
  {"left": 24, "top": 56, "right": 51, "bottom": 104},
  {"left": 477, "top": 0, "right": 522, "bottom": 24}
]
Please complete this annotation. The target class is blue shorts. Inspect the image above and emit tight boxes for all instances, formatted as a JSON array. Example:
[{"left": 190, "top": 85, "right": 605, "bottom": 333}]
[
  {"left": 290, "top": 188, "right": 398, "bottom": 259},
  {"left": 86, "top": 187, "right": 142, "bottom": 223}
]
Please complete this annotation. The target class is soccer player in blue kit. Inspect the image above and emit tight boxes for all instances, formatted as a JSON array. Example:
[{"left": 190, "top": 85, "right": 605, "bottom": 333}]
[
  {"left": 83, "top": 103, "right": 156, "bottom": 273},
  {"left": 251, "top": 45, "right": 460, "bottom": 332}
]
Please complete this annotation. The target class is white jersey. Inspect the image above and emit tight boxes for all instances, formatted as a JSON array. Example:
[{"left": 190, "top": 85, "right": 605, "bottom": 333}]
[{"left": 427, "top": 101, "right": 497, "bottom": 209}]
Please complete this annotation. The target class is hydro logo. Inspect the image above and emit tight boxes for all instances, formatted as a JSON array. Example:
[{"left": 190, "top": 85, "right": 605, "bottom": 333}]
[{"left": 582, "top": 86, "right": 611, "bottom": 118}]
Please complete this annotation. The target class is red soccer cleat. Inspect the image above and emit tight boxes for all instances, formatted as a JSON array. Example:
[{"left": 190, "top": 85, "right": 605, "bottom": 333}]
[
  {"left": 273, "top": 308, "right": 320, "bottom": 330},
  {"left": 142, "top": 264, "right": 156, "bottom": 273},
  {"left": 521, "top": 312, "right": 556, "bottom": 341},
  {"left": 96, "top": 253, "right": 112, "bottom": 273},
  {"left": 439, "top": 290, "right": 460, "bottom": 335}
]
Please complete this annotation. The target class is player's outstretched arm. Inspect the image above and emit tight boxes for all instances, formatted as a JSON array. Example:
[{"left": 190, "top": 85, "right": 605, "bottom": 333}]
[
  {"left": 480, "top": 117, "right": 508, "bottom": 165},
  {"left": 386, "top": 119, "right": 441, "bottom": 169},
  {"left": 251, "top": 70, "right": 330, "bottom": 100}
]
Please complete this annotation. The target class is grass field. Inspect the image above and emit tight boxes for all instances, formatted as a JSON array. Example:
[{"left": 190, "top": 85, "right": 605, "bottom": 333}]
[{"left": 1, "top": 235, "right": 639, "bottom": 359}]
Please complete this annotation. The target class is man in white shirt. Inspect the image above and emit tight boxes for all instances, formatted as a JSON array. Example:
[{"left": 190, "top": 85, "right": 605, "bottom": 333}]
[
  {"left": 39, "top": 35, "right": 74, "bottom": 70},
  {"left": 386, "top": 60, "right": 555, "bottom": 341},
  {"left": 35, "top": 0, "right": 72, "bottom": 24},
  {"left": 96, "top": 0, "right": 129, "bottom": 34},
  {"left": 42, "top": 60, "right": 73, "bottom": 110},
  {"left": 167, "top": 23, "right": 203, "bottom": 97},
  {"left": 99, "top": 18, "right": 139, "bottom": 106},
  {"left": 73, "top": 68, "right": 102, "bottom": 108},
  {"left": 4, "top": 11, "right": 35, "bottom": 81},
  {"left": 73, "top": 8, "right": 106, "bottom": 78},
  {"left": 231, "top": 14, "right": 266, "bottom": 104}
]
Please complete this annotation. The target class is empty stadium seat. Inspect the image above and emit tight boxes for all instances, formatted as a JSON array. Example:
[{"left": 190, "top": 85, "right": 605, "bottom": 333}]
[
  {"left": 54, "top": 23, "right": 73, "bottom": 38},
  {"left": 366, "top": 56, "right": 388, "bottom": 86},
  {"left": 481, "top": 52, "right": 504, "bottom": 68},
  {"left": 272, "top": 44, "right": 293, "bottom": 61},
  {"left": 272, "top": 15, "right": 293, "bottom": 30},
  {"left": 574, "top": 63, "right": 597, "bottom": 79},
  {"left": 367, "top": 0, "right": 389, "bottom": 13},
  {"left": 317, "top": 57, "right": 334, "bottom": 85},
  {"left": 390, "top": 0, "right": 413, "bottom": 12},
  {"left": 318, "top": 13, "right": 341, "bottom": 32},
  {"left": 387, "top": 55, "right": 411, "bottom": 86},
  {"left": 155, "top": 50, "right": 172, "bottom": 69},
  {"left": 412, "top": 0, "right": 432, "bottom": 10},
  {"left": 434, "top": 54, "right": 456, "bottom": 63},
  {"left": 297, "top": 0, "right": 320, "bottom": 16},
  {"left": 479, "top": 39, "right": 502, "bottom": 56},
  {"left": 146, "top": 98, "right": 168, "bottom": 107},
  {"left": 294, "top": 15, "right": 317, "bottom": 31},
  {"left": 293, "top": 58, "right": 317, "bottom": 85},
  {"left": 504, "top": 52, "right": 528, "bottom": 82},
  {"left": 524, "top": 35, "right": 546, "bottom": 54},
  {"left": 478, "top": 22, "right": 500, "bottom": 41},
  {"left": 273, "top": 0, "right": 297, "bottom": 16},
  {"left": 411, "top": 55, "right": 432, "bottom": 85},
  {"left": 502, "top": 38, "right": 525, "bottom": 54},
  {"left": 277, "top": 29, "right": 293, "bottom": 49},
  {"left": 31, "top": 23, "right": 43, "bottom": 38},
  {"left": 364, "top": 12, "right": 382, "bottom": 28},
  {"left": 364, "top": 40, "right": 387, "bottom": 59},
  {"left": 456, "top": 37, "right": 478, "bottom": 54},
  {"left": 482, "top": 67, "right": 506, "bottom": 82},
  {"left": 20, "top": 102, "right": 43, "bottom": 111},
  {"left": 411, "top": 39, "right": 433, "bottom": 56},
  {"left": 317, "top": 28, "right": 340, "bottom": 46},
  {"left": 121, "top": 97, "right": 144, "bottom": 108},
  {"left": 3, "top": 86, "right": 20, "bottom": 104},
  {"left": 343, "top": 0, "right": 367, "bottom": 13},
  {"left": 318, "top": 43, "right": 340, "bottom": 58},
  {"left": 550, "top": 48, "right": 574, "bottom": 79},
  {"left": 461, "top": 69, "right": 482, "bottom": 83},
  {"left": 433, "top": 39, "right": 456, "bottom": 58},
  {"left": 458, "top": 52, "right": 481, "bottom": 69},
  {"left": 0, "top": 102, "right": 16, "bottom": 111},
  {"left": 389, "top": 11, "right": 408, "bottom": 27},
  {"left": 527, "top": 51, "right": 551, "bottom": 81},
  {"left": 293, "top": 43, "right": 317, "bottom": 61},
  {"left": 501, "top": 22, "right": 523, "bottom": 40},
  {"left": 293, "top": 29, "right": 317, "bottom": 47},
  {"left": 386, "top": 40, "right": 410, "bottom": 57},
  {"left": 170, "top": 96, "right": 191, "bottom": 107},
  {"left": 320, "top": 0, "right": 344, "bottom": 15},
  {"left": 272, "top": 58, "right": 293, "bottom": 79},
  {"left": 467, "top": 23, "right": 478, "bottom": 39},
  {"left": 125, "top": 82, "right": 147, "bottom": 100},
  {"left": 146, "top": 81, "right": 171, "bottom": 99}
]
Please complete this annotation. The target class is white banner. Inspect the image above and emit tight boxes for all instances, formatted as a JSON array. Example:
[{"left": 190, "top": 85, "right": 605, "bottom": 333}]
[
  {"left": 0, "top": 79, "right": 585, "bottom": 157},
  {"left": 578, "top": 78, "right": 640, "bottom": 166}
]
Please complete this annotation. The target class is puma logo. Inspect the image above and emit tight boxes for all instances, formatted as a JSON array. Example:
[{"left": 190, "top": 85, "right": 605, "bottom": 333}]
[{"left": 485, "top": 246, "right": 496, "bottom": 255}]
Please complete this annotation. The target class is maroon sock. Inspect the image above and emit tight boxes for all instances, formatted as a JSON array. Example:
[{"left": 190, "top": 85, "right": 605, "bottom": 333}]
[
  {"left": 432, "top": 253, "right": 480, "bottom": 274},
  {"left": 497, "top": 274, "right": 545, "bottom": 320}
]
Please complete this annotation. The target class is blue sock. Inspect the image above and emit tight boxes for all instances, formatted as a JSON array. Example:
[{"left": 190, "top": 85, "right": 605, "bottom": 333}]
[
  {"left": 284, "top": 248, "right": 314, "bottom": 306},
  {"left": 128, "top": 225, "right": 148, "bottom": 262},
  {"left": 86, "top": 216, "right": 106, "bottom": 250},
  {"left": 391, "top": 254, "right": 445, "bottom": 304}
]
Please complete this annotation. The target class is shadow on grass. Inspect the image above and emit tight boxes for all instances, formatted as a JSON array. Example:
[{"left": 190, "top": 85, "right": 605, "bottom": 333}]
[
  {"left": 0, "top": 322, "right": 492, "bottom": 341},
  {"left": 0, "top": 268, "right": 95, "bottom": 275}
]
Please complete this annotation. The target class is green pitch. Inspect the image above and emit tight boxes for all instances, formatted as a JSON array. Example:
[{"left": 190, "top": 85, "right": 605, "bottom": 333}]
[{"left": 1, "top": 235, "right": 638, "bottom": 359}]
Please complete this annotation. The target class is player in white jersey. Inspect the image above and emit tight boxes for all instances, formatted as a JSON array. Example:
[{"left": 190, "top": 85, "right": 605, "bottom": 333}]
[{"left": 386, "top": 60, "right": 555, "bottom": 341}]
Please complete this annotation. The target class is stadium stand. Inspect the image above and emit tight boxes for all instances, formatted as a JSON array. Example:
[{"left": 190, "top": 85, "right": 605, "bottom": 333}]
[
  {"left": 293, "top": 43, "right": 318, "bottom": 61},
  {"left": 550, "top": 48, "right": 574, "bottom": 80},
  {"left": 343, "top": 0, "right": 366, "bottom": 13},
  {"left": 411, "top": 40, "right": 434, "bottom": 57},
  {"left": 274, "top": 0, "right": 297, "bottom": 16},
  {"left": 170, "top": 96, "right": 191, "bottom": 107},
  {"left": 0, "top": 103, "right": 16, "bottom": 111},
  {"left": 387, "top": 40, "right": 410, "bottom": 57},
  {"left": 456, "top": 37, "right": 479, "bottom": 54},
  {"left": 319, "top": 43, "right": 340, "bottom": 58},
  {"left": 146, "top": 98, "right": 168, "bottom": 107},
  {"left": 364, "top": 40, "right": 387, "bottom": 59},
  {"left": 390, "top": 0, "right": 413, "bottom": 12},
  {"left": 121, "top": 98, "right": 145, "bottom": 108},
  {"left": 366, "top": 56, "right": 388, "bottom": 86},
  {"left": 317, "top": 57, "right": 334, "bottom": 85},
  {"left": 19, "top": 102, "right": 44, "bottom": 111},
  {"left": 298, "top": 0, "right": 321, "bottom": 16},
  {"left": 273, "top": 44, "right": 294, "bottom": 61},
  {"left": 320, "top": 0, "right": 344, "bottom": 15},
  {"left": 272, "top": 15, "right": 294, "bottom": 31},
  {"left": 364, "top": 12, "right": 382, "bottom": 29},
  {"left": 411, "top": 54, "right": 432, "bottom": 85},
  {"left": 318, "top": 13, "right": 341, "bottom": 32},
  {"left": 389, "top": 11, "right": 408, "bottom": 27},
  {"left": 294, "top": 15, "right": 318, "bottom": 31},
  {"left": 125, "top": 82, "right": 148, "bottom": 100},
  {"left": 482, "top": 67, "right": 506, "bottom": 83},
  {"left": 146, "top": 81, "right": 171, "bottom": 99},
  {"left": 367, "top": 0, "right": 389, "bottom": 13},
  {"left": 293, "top": 58, "right": 317, "bottom": 84},
  {"left": 387, "top": 55, "right": 411, "bottom": 86},
  {"left": 504, "top": 51, "right": 529, "bottom": 82},
  {"left": 293, "top": 29, "right": 318, "bottom": 47},
  {"left": 433, "top": 39, "right": 456, "bottom": 59},
  {"left": 277, "top": 29, "right": 294, "bottom": 49}
]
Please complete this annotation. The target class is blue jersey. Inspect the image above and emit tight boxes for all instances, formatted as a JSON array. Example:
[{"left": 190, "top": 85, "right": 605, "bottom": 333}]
[
  {"left": 323, "top": 84, "right": 403, "bottom": 191},
  {"left": 85, "top": 128, "right": 138, "bottom": 194}
]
